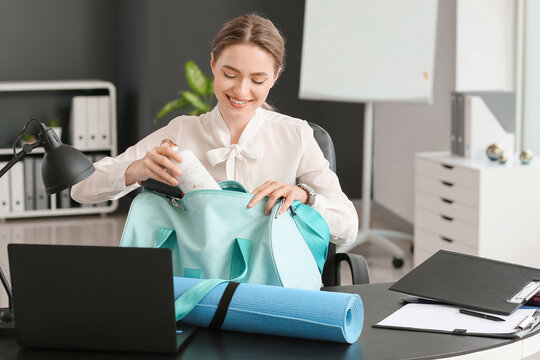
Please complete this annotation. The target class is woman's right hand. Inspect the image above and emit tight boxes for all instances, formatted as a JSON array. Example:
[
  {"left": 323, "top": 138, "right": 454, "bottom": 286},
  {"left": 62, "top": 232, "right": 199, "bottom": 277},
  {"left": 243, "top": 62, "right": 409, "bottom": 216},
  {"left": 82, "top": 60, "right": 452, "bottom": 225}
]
[{"left": 124, "top": 144, "right": 183, "bottom": 186}]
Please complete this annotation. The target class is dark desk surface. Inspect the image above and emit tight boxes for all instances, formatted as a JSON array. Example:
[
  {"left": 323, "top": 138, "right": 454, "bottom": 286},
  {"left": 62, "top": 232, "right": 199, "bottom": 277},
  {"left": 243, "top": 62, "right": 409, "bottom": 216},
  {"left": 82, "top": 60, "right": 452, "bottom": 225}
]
[{"left": 0, "top": 283, "right": 533, "bottom": 360}]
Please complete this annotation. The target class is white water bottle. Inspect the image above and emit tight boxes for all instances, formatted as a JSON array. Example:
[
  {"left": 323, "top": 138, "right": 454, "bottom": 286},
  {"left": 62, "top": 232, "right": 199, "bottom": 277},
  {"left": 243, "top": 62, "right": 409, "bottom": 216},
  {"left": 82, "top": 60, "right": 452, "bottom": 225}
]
[{"left": 170, "top": 147, "right": 221, "bottom": 193}]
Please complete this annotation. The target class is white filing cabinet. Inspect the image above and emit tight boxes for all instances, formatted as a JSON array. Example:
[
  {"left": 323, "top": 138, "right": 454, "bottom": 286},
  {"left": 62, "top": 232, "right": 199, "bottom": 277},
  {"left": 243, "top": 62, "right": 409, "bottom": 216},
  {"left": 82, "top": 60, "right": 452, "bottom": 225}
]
[{"left": 414, "top": 152, "right": 540, "bottom": 269}]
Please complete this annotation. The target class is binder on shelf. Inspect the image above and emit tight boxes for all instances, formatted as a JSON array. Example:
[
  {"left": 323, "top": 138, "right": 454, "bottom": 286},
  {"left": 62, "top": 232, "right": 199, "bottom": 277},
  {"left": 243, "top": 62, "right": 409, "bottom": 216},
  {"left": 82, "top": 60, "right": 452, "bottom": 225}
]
[
  {"left": 93, "top": 153, "right": 108, "bottom": 207},
  {"left": 58, "top": 188, "right": 72, "bottom": 209},
  {"left": 23, "top": 157, "right": 35, "bottom": 211},
  {"left": 390, "top": 250, "right": 540, "bottom": 315},
  {"left": 97, "top": 96, "right": 111, "bottom": 148},
  {"left": 70, "top": 96, "right": 87, "bottom": 149},
  {"left": 454, "top": 93, "right": 465, "bottom": 156},
  {"left": 450, "top": 93, "right": 458, "bottom": 155},
  {"left": 374, "top": 302, "right": 540, "bottom": 339},
  {"left": 34, "top": 158, "right": 49, "bottom": 210},
  {"left": 9, "top": 162, "right": 25, "bottom": 213},
  {"left": 450, "top": 91, "right": 515, "bottom": 160},
  {"left": 450, "top": 92, "right": 465, "bottom": 156},
  {"left": 86, "top": 96, "right": 99, "bottom": 149},
  {"left": 0, "top": 162, "right": 11, "bottom": 214}
]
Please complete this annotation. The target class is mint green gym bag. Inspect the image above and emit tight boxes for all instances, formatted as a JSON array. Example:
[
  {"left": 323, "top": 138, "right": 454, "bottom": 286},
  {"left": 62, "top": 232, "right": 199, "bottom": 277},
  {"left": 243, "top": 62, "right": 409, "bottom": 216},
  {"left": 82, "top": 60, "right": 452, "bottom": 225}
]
[{"left": 120, "top": 181, "right": 330, "bottom": 320}]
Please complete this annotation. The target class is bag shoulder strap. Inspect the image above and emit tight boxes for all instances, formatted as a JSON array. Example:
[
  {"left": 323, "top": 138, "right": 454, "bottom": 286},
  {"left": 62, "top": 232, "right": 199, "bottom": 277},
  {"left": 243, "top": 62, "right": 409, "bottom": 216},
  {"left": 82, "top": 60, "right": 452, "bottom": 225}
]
[
  {"left": 290, "top": 200, "right": 330, "bottom": 274},
  {"left": 174, "top": 237, "right": 251, "bottom": 321}
]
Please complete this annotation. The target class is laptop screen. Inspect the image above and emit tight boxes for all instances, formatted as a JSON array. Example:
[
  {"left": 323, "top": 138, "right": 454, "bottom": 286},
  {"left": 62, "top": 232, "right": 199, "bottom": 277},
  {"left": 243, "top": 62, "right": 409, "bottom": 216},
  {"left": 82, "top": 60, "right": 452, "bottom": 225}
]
[{"left": 8, "top": 244, "right": 188, "bottom": 353}]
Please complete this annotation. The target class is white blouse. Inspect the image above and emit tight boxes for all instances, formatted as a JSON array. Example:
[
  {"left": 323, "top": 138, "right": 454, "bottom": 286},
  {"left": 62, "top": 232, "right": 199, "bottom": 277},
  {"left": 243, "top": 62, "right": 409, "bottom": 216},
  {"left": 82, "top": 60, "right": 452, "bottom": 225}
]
[{"left": 71, "top": 106, "right": 358, "bottom": 245}]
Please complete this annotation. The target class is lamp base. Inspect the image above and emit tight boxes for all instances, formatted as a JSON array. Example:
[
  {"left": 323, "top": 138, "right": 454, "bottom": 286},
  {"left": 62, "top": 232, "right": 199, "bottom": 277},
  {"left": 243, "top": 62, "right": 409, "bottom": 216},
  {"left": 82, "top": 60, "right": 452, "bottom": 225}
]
[{"left": 0, "top": 308, "right": 15, "bottom": 335}]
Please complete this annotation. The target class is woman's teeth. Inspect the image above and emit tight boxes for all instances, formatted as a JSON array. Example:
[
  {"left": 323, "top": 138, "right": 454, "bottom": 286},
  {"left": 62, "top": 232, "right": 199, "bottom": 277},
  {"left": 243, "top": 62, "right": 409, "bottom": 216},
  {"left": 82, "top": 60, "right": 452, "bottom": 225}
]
[{"left": 229, "top": 96, "right": 248, "bottom": 105}]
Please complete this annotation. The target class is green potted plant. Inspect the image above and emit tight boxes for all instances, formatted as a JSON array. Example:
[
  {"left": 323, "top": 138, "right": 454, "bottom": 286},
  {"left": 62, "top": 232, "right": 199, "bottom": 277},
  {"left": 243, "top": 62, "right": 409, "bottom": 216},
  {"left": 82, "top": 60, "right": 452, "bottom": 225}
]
[
  {"left": 20, "top": 133, "right": 37, "bottom": 146},
  {"left": 154, "top": 61, "right": 215, "bottom": 125}
]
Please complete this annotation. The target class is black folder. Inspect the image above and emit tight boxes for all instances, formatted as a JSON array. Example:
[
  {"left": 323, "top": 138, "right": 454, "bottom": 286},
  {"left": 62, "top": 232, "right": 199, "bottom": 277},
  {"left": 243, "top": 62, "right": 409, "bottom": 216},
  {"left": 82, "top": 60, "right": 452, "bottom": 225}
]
[{"left": 390, "top": 250, "right": 540, "bottom": 315}]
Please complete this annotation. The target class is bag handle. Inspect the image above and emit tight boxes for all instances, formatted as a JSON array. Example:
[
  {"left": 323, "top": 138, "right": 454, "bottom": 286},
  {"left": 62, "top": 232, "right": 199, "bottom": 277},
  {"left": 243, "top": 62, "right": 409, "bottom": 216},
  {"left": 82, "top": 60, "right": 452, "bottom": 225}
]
[
  {"left": 163, "top": 236, "right": 251, "bottom": 321},
  {"left": 290, "top": 200, "right": 330, "bottom": 274}
]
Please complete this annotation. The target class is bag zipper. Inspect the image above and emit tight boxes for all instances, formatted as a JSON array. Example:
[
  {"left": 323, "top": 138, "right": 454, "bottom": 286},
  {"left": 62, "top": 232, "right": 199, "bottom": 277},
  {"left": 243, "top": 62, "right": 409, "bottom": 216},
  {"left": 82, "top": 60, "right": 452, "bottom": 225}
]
[{"left": 170, "top": 197, "right": 186, "bottom": 210}]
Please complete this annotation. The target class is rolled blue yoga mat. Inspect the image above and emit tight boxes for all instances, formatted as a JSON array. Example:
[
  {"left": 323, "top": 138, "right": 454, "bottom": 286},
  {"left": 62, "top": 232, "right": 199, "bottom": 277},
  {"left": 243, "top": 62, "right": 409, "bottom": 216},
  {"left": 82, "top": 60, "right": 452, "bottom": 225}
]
[{"left": 173, "top": 277, "right": 364, "bottom": 343}]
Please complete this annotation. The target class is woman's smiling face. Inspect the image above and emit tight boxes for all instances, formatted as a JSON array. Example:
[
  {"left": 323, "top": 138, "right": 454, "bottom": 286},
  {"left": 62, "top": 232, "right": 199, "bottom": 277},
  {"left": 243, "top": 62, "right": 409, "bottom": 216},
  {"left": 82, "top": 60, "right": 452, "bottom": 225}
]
[{"left": 211, "top": 43, "right": 278, "bottom": 120}]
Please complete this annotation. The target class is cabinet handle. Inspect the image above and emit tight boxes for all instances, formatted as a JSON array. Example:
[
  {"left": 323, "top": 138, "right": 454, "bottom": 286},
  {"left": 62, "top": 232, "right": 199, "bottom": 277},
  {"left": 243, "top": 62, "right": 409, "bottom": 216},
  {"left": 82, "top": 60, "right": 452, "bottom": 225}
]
[
  {"left": 440, "top": 236, "right": 454, "bottom": 243},
  {"left": 441, "top": 181, "right": 454, "bottom": 187},
  {"left": 440, "top": 215, "right": 454, "bottom": 222},
  {"left": 441, "top": 198, "right": 454, "bottom": 204},
  {"left": 442, "top": 164, "right": 454, "bottom": 170}
]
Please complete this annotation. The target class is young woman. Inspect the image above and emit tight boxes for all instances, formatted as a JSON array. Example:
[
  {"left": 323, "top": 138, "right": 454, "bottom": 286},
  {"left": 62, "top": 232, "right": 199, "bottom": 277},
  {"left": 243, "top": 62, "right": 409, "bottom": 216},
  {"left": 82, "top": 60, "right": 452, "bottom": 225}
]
[{"left": 72, "top": 14, "right": 358, "bottom": 245}]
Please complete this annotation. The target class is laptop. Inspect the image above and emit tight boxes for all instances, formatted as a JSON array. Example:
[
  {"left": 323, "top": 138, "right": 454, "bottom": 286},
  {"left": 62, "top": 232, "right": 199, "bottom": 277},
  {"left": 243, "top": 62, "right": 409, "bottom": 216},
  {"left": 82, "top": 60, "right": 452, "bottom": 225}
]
[{"left": 8, "top": 244, "right": 196, "bottom": 353}]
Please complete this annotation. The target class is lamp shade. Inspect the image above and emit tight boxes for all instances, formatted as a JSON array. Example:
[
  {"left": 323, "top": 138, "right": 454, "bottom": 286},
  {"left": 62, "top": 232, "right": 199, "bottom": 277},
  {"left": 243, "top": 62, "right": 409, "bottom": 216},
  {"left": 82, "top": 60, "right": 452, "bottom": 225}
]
[{"left": 42, "top": 144, "right": 95, "bottom": 195}]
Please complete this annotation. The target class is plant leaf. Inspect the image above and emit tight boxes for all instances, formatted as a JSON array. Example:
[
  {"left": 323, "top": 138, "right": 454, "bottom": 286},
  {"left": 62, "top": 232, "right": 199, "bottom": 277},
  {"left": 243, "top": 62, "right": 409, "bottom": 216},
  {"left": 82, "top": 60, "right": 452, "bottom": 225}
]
[
  {"left": 183, "top": 91, "right": 210, "bottom": 113},
  {"left": 153, "top": 96, "right": 190, "bottom": 124},
  {"left": 206, "top": 77, "right": 214, "bottom": 96},
  {"left": 185, "top": 61, "right": 210, "bottom": 96},
  {"left": 188, "top": 108, "right": 200, "bottom": 116}
]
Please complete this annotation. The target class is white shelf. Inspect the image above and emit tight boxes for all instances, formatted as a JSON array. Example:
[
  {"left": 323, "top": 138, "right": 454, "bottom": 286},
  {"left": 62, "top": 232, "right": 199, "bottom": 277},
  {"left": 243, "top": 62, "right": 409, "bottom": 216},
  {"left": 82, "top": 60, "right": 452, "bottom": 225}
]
[
  {"left": 0, "top": 204, "right": 118, "bottom": 220},
  {"left": 0, "top": 147, "right": 113, "bottom": 156},
  {"left": 0, "top": 80, "right": 119, "bottom": 220},
  {"left": 0, "top": 80, "right": 114, "bottom": 92}
]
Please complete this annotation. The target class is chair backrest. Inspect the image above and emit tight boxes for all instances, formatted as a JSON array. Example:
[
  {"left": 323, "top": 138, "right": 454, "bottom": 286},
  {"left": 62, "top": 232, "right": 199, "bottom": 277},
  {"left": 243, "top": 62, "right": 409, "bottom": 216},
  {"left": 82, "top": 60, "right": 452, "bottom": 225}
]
[
  {"left": 307, "top": 122, "right": 337, "bottom": 287},
  {"left": 308, "top": 122, "right": 336, "bottom": 173}
]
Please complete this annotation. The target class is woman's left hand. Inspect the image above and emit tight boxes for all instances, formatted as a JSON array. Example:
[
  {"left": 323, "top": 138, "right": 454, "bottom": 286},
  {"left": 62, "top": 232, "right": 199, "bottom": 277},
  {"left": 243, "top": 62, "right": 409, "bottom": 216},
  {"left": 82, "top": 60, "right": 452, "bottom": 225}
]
[{"left": 248, "top": 180, "right": 309, "bottom": 216}]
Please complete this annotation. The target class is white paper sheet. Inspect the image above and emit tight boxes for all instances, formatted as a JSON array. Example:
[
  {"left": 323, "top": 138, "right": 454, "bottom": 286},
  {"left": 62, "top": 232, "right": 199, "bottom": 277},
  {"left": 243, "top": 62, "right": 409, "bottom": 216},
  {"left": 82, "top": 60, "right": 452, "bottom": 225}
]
[{"left": 377, "top": 303, "right": 537, "bottom": 335}]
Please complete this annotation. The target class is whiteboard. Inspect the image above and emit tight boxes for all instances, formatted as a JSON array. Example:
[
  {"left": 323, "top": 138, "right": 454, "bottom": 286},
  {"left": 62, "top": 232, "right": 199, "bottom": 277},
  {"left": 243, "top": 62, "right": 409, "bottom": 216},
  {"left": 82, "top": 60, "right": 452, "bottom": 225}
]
[
  {"left": 299, "top": 0, "right": 438, "bottom": 103},
  {"left": 523, "top": 0, "right": 540, "bottom": 155}
]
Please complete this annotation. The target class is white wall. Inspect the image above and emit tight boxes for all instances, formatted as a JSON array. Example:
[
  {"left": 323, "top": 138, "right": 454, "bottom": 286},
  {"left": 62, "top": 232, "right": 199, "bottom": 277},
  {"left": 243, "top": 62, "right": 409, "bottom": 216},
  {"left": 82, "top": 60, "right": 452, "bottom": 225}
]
[
  {"left": 455, "top": 0, "right": 515, "bottom": 92},
  {"left": 523, "top": 0, "right": 540, "bottom": 155},
  {"left": 372, "top": 0, "right": 456, "bottom": 223},
  {"left": 373, "top": 0, "right": 517, "bottom": 223}
]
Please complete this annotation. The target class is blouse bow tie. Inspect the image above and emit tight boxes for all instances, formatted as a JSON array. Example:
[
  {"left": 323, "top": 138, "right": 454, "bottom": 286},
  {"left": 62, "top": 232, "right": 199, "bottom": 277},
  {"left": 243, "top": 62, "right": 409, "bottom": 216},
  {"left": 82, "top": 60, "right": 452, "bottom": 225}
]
[{"left": 206, "top": 143, "right": 264, "bottom": 179}]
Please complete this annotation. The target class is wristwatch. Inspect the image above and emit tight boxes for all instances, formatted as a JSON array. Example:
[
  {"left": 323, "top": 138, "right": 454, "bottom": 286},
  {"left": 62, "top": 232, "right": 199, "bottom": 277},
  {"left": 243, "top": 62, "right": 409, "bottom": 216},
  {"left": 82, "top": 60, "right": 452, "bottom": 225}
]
[{"left": 297, "top": 183, "right": 316, "bottom": 207}]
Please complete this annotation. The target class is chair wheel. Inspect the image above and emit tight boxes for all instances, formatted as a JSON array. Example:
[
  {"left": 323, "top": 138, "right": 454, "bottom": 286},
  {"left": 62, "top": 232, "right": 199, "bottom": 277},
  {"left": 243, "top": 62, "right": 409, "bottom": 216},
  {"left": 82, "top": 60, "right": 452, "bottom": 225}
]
[{"left": 392, "top": 257, "right": 404, "bottom": 268}]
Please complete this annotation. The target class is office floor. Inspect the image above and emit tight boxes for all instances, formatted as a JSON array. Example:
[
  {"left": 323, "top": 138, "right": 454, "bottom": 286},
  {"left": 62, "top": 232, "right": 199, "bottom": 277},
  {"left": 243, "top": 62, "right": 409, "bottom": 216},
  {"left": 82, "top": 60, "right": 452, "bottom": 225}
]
[
  {"left": 0, "top": 198, "right": 413, "bottom": 308},
  {"left": 344, "top": 199, "right": 414, "bottom": 285}
]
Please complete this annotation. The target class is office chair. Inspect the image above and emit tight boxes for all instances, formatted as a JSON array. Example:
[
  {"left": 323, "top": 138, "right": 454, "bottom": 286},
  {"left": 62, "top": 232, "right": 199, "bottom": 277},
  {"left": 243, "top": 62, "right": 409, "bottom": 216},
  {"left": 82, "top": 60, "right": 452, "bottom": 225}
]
[{"left": 308, "top": 122, "right": 370, "bottom": 286}]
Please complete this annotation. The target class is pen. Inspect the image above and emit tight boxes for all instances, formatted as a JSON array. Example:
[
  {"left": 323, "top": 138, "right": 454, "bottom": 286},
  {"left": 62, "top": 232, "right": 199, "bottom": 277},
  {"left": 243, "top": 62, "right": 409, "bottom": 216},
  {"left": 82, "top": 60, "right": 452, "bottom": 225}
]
[{"left": 459, "top": 308, "right": 505, "bottom": 322}]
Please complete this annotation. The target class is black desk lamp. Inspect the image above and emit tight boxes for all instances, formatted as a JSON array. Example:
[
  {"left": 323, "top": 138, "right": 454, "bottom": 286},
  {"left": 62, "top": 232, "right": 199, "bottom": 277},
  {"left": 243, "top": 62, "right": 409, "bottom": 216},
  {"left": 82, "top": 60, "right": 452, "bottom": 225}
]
[{"left": 0, "top": 118, "right": 95, "bottom": 334}]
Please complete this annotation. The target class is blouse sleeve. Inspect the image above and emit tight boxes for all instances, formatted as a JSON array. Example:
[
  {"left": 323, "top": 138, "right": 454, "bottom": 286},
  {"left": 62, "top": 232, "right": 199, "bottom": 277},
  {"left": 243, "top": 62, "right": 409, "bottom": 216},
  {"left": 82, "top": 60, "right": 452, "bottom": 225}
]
[
  {"left": 296, "top": 123, "right": 358, "bottom": 245},
  {"left": 70, "top": 120, "right": 179, "bottom": 204}
]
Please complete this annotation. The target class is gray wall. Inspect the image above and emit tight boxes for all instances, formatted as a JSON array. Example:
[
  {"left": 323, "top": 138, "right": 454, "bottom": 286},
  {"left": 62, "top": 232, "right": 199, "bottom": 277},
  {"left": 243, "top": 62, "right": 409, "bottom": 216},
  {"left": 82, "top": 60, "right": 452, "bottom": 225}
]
[
  {"left": 1, "top": 0, "right": 363, "bottom": 198},
  {"left": 0, "top": 0, "right": 117, "bottom": 81},
  {"left": 373, "top": 0, "right": 456, "bottom": 222},
  {"left": 0, "top": 0, "right": 117, "bottom": 146}
]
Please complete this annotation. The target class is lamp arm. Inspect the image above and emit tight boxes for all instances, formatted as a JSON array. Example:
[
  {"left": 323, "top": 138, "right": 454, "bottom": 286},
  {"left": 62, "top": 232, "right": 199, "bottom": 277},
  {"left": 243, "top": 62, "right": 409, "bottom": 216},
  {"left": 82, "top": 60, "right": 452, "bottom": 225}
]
[
  {"left": 0, "top": 143, "right": 38, "bottom": 179},
  {"left": 0, "top": 144, "right": 33, "bottom": 312}
]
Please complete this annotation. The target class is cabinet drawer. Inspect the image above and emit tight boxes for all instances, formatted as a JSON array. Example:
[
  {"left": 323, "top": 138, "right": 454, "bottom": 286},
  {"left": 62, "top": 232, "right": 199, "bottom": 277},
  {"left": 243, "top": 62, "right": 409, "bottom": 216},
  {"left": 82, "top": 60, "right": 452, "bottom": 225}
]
[
  {"left": 413, "top": 228, "right": 477, "bottom": 267},
  {"left": 416, "top": 176, "right": 479, "bottom": 208},
  {"left": 415, "top": 208, "right": 479, "bottom": 247},
  {"left": 416, "top": 157, "right": 479, "bottom": 189},
  {"left": 415, "top": 191, "right": 479, "bottom": 225}
]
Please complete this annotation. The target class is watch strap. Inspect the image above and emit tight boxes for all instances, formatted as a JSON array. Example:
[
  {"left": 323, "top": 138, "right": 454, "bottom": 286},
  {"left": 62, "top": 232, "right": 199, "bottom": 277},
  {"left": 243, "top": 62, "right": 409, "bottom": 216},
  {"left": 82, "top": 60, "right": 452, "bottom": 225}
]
[{"left": 297, "top": 183, "right": 316, "bottom": 207}]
